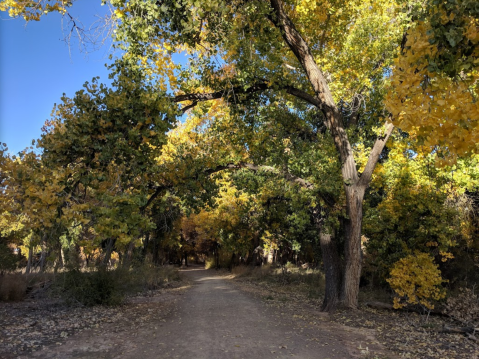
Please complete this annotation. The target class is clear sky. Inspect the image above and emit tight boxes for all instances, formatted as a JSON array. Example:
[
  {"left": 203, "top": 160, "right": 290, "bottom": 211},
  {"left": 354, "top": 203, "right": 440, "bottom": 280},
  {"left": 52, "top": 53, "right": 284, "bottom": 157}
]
[{"left": 0, "top": 2, "right": 116, "bottom": 155}]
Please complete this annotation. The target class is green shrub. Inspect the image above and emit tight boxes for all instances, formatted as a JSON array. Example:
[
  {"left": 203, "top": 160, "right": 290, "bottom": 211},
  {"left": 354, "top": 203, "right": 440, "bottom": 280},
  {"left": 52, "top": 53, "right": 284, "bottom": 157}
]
[
  {"left": 58, "top": 268, "right": 123, "bottom": 306},
  {"left": 0, "top": 242, "right": 20, "bottom": 273},
  {"left": 55, "top": 264, "right": 181, "bottom": 306}
]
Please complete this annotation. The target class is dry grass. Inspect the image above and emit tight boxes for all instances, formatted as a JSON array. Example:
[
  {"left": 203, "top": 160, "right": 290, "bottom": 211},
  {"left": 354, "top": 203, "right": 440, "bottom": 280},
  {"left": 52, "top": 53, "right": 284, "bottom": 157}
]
[
  {"left": 232, "top": 264, "right": 325, "bottom": 299},
  {"left": 0, "top": 273, "right": 27, "bottom": 302}
]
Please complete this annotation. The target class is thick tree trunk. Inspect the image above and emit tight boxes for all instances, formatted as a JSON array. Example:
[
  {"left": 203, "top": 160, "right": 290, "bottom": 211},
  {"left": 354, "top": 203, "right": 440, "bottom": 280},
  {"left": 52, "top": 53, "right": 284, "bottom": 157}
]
[
  {"left": 123, "top": 239, "right": 136, "bottom": 267},
  {"left": 319, "top": 232, "right": 342, "bottom": 311},
  {"left": 268, "top": 0, "right": 395, "bottom": 310},
  {"left": 142, "top": 233, "right": 150, "bottom": 262},
  {"left": 341, "top": 185, "right": 366, "bottom": 308},
  {"left": 39, "top": 249, "right": 47, "bottom": 273},
  {"left": 102, "top": 238, "right": 115, "bottom": 267},
  {"left": 312, "top": 206, "right": 342, "bottom": 311},
  {"left": 54, "top": 245, "right": 64, "bottom": 273}
]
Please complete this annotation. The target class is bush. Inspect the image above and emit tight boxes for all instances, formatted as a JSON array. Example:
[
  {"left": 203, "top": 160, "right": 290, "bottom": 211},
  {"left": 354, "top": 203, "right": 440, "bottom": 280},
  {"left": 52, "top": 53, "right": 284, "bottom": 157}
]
[
  {"left": 205, "top": 250, "right": 234, "bottom": 269},
  {"left": 232, "top": 264, "right": 325, "bottom": 297},
  {"left": 55, "top": 264, "right": 181, "bottom": 306},
  {"left": 121, "top": 264, "right": 181, "bottom": 292},
  {"left": 58, "top": 268, "right": 123, "bottom": 306},
  {"left": 387, "top": 252, "right": 446, "bottom": 310},
  {"left": 0, "top": 273, "right": 27, "bottom": 302},
  {"left": 0, "top": 242, "right": 20, "bottom": 273}
]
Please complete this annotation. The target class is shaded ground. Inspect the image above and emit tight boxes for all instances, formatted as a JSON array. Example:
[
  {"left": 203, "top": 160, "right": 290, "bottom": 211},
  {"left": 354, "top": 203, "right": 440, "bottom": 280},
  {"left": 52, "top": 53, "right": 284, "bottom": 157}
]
[
  {"left": 0, "top": 266, "right": 392, "bottom": 358},
  {"left": 231, "top": 272, "right": 479, "bottom": 359}
]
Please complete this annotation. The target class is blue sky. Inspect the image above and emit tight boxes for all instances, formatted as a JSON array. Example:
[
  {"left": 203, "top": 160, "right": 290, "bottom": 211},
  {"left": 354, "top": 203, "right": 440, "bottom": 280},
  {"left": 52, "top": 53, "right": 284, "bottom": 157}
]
[{"left": 0, "top": 2, "right": 116, "bottom": 155}]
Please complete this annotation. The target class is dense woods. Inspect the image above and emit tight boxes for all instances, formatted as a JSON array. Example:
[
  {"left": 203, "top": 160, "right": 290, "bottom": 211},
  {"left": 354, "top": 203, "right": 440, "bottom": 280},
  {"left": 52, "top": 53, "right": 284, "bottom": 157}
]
[{"left": 1, "top": 0, "right": 478, "bottom": 316}]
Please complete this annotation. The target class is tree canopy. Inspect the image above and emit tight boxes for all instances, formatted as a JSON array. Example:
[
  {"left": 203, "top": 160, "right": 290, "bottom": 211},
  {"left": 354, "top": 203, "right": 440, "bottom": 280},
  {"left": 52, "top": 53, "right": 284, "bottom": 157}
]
[{"left": 1, "top": 0, "right": 478, "bottom": 311}]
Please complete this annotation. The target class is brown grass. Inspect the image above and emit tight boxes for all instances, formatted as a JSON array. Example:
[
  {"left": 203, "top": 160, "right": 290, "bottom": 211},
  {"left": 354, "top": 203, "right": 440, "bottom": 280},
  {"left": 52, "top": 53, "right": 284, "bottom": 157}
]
[{"left": 0, "top": 273, "right": 27, "bottom": 302}]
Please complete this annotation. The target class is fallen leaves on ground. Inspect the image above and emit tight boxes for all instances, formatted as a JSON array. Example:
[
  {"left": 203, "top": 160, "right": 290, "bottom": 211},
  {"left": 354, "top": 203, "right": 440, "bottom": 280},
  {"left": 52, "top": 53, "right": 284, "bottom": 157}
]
[
  {"left": 232, "top": 275, "right": 478, "bottom": 359},
  {"left": 0, "top": 283, "right": 187, "bottom": 358}
]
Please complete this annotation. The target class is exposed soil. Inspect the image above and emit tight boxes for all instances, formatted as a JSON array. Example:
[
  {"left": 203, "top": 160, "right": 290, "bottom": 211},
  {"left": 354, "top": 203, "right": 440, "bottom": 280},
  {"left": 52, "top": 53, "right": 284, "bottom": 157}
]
[{"left": 1, "top": 266, "right": 395, "bottom": 359}]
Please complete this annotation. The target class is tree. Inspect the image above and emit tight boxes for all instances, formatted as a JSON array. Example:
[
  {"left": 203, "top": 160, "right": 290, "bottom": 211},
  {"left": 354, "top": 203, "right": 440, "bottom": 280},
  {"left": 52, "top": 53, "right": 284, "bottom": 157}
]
[
  {"left": 0, "top": 0, "right": 406, "bottom": 309},
  {"left": 115, "top": 0, "right": 404, "bottom": 309},
  {"left": 4, "top": 0, "right": 477, "bottom": 310},
  {"left": 386, "top": 0, "right": 479, "bottom": 165}
]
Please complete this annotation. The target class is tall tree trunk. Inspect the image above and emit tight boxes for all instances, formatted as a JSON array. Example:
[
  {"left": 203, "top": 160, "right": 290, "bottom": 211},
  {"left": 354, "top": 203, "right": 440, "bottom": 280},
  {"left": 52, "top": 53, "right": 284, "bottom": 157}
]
[
  {"left": 341, "top": 185, "right": 366, "bottom": 308},
  {"left": 54, "top": 245, "right": 64, "bottom": 274},
  {"left": 39, "top": 249, "right": 47, "bottom": 273},
  {"left": 102, "top": 238, "right": 115, "bottom": 267},
  {"left": 319, "top": 232, "right": 342, "bottom": 311},
  {"left": 152, "top": 235, "right": 160, "bottom": 265},
  {"left": 123, "top": 239, "right": 136, "bottom": 267},
  {"left": 312, "top": 206, "right": 342, "bottom": 311},
  {"left": 26, "top": 246, "right": 33, "bottom": 274},
  {"left": 269, "top": 0, "right": 394, "bottom": 309}
]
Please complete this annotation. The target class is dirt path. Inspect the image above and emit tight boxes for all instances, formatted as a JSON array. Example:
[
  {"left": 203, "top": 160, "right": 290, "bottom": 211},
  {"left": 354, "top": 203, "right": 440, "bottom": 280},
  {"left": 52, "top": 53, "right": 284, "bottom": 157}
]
[{"left": 13, "top": 267, "right": 386, "bottom": 359}]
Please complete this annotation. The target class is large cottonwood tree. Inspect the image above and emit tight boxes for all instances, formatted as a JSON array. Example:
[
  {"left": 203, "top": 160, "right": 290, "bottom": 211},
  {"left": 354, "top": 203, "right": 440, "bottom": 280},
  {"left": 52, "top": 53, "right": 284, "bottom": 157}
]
[{"left": 3, "top": 0, "right": 478, "bottom": 309}]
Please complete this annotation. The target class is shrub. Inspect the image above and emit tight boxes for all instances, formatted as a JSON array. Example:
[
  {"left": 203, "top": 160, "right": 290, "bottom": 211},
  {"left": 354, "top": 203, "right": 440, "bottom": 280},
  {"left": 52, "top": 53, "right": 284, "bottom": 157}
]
[
  {"left": 58, "top": 268, "right": 123, "bottom": 306},
  {"left": 0, "top": 242, "right": 20, "bottom": 273},
  {"left": 121, "top": 264, "right": 181, "bottom": 292},
  {"left": 55, "top": 264, "right": 181, "bottom": 306},
  {"left": 387, "top": 252, "right": 446, "bottom": 310}
]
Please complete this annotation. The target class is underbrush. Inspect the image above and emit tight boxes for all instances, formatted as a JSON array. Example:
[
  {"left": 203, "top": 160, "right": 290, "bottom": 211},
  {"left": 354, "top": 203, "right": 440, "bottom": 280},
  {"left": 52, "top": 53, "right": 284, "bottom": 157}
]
[
  {"left": 231, "top": 264, "right": 325, "bottom": 299},
  {"left": 0, "top": 273, "right": 27, "bottom": 301},
  {"left": 0, "top": 264, "right": 181, "bottom": 306},
  {"left": 0, "top": 272, "right": 54, "bottom": 302},
  {"left": 53, "top": 264, "right": 181, "bottom": 306}
]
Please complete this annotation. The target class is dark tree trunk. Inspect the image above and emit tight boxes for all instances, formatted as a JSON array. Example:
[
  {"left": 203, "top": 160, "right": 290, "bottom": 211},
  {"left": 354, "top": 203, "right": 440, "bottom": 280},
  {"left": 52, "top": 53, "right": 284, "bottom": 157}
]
[
  {"left": 26, "top": 246, "right": 33, "bottom": 274},
  {"left": 312, "top": 206, "right": 342, "bottom": 311},
  {"left": 39, "top": 249, "right": 47, "bottom": 273},
  {"left": 269, "top": 0, "right": 394, "bottom": 309},
  {"left": 102, "top": 238, "right": 116, "bottom": 267},
  {"left": 319, "top": 232, "right": 342, "bottom": 311},
  {"left": 152, "top": 235, "right": 160, "bottom": 265},
  {"left": 122, "top": 239, "right": 136, "bottom": 267},
  {"left": 142, "top": 233, "right": 150, "bottom": 262},
  {"left": 54, "top": 245, "right": 64, "bottom": 273}
]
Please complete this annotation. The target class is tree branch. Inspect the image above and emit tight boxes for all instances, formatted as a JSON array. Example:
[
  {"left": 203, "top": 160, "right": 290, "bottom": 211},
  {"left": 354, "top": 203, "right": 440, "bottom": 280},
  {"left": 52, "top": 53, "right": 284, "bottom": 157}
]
[
  {"left": 173, "top": 82, "right": 321, "bottom": 109},
  {"left": 358, "top": 122, "right": 394, "bottom": 188},
  {"left": 140, "top": 184, "right": 172, "bottom": 213}
]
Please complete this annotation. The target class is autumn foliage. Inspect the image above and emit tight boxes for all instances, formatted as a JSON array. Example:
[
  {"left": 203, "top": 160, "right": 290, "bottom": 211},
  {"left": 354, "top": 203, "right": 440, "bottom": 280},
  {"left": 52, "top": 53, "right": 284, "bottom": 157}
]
[{"left": 0, "top": 0, "right": 478, "bottom": 312}]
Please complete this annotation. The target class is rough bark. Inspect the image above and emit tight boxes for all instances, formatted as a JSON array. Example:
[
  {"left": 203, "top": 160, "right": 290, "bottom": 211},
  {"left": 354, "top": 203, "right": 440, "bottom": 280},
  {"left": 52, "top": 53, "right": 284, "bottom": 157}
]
[
  {"left": 268, "top": 0, "right": 395, "bottom": 309},
  {"left": 312, "top": 206, "right": 342, "bottom": 311},
  {"left": 319, "top": 232, "right": 342, "bottom": 311},
  {"left": 39, "top": 250, "right": 47, "bottom": 273},
  {"left": 341, "top": 184, "right": 366, "bottom": 308}
]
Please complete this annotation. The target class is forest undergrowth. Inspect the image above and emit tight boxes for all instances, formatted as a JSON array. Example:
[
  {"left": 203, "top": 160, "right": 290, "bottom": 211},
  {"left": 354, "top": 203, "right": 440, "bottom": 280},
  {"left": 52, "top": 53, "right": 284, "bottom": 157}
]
[{"left": 0, "top": 265, "right": 185, "bottom": 357}]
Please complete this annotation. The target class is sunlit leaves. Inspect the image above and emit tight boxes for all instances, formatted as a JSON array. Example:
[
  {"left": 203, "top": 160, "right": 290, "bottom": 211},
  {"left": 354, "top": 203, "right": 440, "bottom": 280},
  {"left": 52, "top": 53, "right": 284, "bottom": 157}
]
[
  {"left": 388, "top": 252, "right": 446, "bottom": 310},
  {"left": 386, "top": 1, "right": 479, "bottom": 164},
  {"left": 0, "top": 0, "right": 69, "bottom": 21}
]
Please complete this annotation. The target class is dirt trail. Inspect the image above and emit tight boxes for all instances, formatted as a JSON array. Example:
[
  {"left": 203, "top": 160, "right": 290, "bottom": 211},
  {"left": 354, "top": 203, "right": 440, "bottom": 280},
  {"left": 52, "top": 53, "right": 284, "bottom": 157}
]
[{"left": 14, "top": 267, "right": 385, "bottom": 359}]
